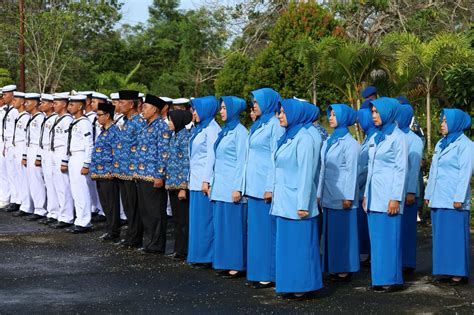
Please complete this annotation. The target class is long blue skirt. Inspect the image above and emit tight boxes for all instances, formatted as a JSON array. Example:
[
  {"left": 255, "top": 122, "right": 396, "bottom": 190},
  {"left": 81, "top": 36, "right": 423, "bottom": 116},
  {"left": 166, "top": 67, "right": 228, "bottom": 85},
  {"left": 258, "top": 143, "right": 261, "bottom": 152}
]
[
  {"left": 431, "top": 208, "right": 470, "bottom": 277},
  {"left": 275, "top": 216, "right": 323, "bottom": 293},
  {"left": 357, "top": 202, "right": 370, "bottom": 255},
  {"left": 322, "top": 207, "right": 360, "bottom": 273},
  {"left": 401, "top": 200, "right": 418, "bottom": 269},
  {"left": 187, "top": 191, "right": 214, "bottom": 264},
  {"left": 367, "top": 212, "right": 403, "bottom": 286},
  {"left": 247, "top": 197, "right": 276, "bottom": 282},
  {"left": 213, "top": 201, "right": 247, "bottom": 271}
]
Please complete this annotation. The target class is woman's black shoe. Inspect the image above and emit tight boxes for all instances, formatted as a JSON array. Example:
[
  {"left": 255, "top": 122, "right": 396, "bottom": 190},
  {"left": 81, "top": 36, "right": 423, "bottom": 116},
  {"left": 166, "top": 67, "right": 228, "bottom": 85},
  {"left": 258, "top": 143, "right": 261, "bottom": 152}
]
[
  {"left": 245, "top": 281, "right": 256, "bottom": 287},
  {"left": 278, "top": 292, "right": 310, "bottom": 301},
  {"left": 252, "top": 282, "right": 275, "bottom": 289},
  {"left": 330, "top": 273, "right": 352, "bottom": 282},
  {"left": 447, "top": 277, "right": 468, "bottom": 286},
  {"left": 215, "top": 270, "right": 228, "bottom": 276},
  {"left": 221, "top": 270, "right": 246, "bottom": 279},
  {"left": 190, "top": 263, "right": 212, "bottom": 269},
  {"left": 372, "top": 284, "right": 404, "bottom": 293}
]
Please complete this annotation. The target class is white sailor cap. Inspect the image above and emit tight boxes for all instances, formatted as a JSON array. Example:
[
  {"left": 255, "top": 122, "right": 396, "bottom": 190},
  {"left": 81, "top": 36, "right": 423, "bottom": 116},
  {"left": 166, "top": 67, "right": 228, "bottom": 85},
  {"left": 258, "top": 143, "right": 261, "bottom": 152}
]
[
  {"left": 78, "top": 91, "right": 94, "bottom": 97},
  {"left": 110, "top": 93, "right": 119, "bottom": 100},
  {"left": 13, "top": 91, "right": 25, "bottom": 98},
  {"left": 41, "top": 93, "right": 54, "bottom": 102},
  {"left": 293, "top": 96, "right": 308, "bottom": 102},
  {"left": 160, "top": 96, "right": 173, "bottom": 104},
  {"left": 69, "top": 94, "right": 87, "bottom": 102},
  {"left": 25, "top": 93, "right": 41, "bottom": 100},
  {"left": 53, "top": 92, "right": 70, "bottom": 100},
  {"left": 2, "top": 85, "right": 17, "bottom": 93},
  {"left": 172, "top": 98, "right": 190, "bottom": 105},
  {"left": 92, "top": 92, "right": 108, "bottom": 101}
]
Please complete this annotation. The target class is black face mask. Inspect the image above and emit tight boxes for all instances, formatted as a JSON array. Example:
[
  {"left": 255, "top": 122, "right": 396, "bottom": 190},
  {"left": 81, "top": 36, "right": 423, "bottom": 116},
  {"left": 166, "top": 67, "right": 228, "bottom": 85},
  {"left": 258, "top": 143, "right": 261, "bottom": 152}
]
[{"left": 169, "top": 109, "right": 193, "bottom": 133}]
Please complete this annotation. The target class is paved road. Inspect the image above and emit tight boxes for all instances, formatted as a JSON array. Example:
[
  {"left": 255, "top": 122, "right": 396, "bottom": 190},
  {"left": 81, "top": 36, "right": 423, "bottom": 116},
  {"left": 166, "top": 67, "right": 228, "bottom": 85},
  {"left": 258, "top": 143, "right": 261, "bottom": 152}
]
[{"left": 0, "top": 211, "right": 473, "bottom": 314}]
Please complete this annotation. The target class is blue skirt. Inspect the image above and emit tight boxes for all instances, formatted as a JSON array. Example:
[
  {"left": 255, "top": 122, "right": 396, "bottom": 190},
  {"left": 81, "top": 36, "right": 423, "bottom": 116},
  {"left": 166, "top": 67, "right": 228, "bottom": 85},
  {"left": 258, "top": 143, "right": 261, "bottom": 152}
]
[
  {"left": 247, "top": 197, "right": 276, "bottom": 282},
  {"left": 322, "top": 207, "right": 360, "bottom": 273},
  {"left": 357, "top": 202, "right": 370, "bottom": 255},
  {"left": 275, "top": 216, "right": 323, "bottom": 293},
  {"left": 401, "top": 200, "right": 418, "bottom": 269},
  {"left": 367, "top": 212, "right": 403, "bottom": 286},
  {"left": 187, "top": 191, "right": 214, "bottom": 264},
  {"left": 431, "top": 208, "right": 470, "bottom": 277},
  {"left": 213, "top": 201, "right": 247, "bottom": 271}
]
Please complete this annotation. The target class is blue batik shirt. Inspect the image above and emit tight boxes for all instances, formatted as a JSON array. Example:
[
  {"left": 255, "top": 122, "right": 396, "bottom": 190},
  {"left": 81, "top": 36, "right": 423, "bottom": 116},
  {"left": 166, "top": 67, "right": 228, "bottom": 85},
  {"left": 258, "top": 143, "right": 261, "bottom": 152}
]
[
  {"left": 314, "top": 122, "right": 329, "bottom": 141},
  {"left": 91, "top": 124, "right": 119, "bottom": 180},
  {"left": 165, "top": 127, "right": 191, "bottom": 190},
  {"left": 133, "top": 118, "right": 170, "bottom": 182},
  {"left": 112, "top": 114, "right": 146, "bottom": 180}
]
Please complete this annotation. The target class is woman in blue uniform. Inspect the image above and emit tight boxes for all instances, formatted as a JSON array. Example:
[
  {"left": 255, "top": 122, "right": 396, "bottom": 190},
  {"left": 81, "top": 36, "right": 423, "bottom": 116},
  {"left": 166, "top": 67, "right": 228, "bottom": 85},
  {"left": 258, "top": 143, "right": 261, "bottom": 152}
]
[
  {"left": 165, "top": 110, "right": 193, "bottom": 260},
  {"left": 301, "top": 101, "right": 323, "bottom": 195},
  {"left": 245, "top": 88, "right": 284, "bottom": 288},
  {"left": 318, "top": 104, "right": 360, "bottom": 281},
  {"left": 271, "top": 98, "right": 322, "bottom": 300},
  {"left": 210, "top": 96, "right": 248, "bottom": 279},
  {"left": 356, "top": 108, "right": 377, "bottom": 261},
  {"left": 363, "top": 97, "right": 407, "bottom": 292},
  {"left": 396, "top": 104, "right": 424, "bottom": 276},
  {"left": 425, "top": 108, "right": 472, "bottom": 286},
  {"left": 187, "top": 96, "right": 221, "bottom": 268}
]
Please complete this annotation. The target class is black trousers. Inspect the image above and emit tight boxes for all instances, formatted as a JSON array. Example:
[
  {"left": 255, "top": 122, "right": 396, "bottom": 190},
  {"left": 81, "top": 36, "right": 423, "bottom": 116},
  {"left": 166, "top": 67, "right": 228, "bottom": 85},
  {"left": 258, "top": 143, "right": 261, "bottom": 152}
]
[
  {"left": 96, "top": 179, "right": 121, "bottom": 237},
  {"left": 119, "top": 180, "right": 143, "bottom": 246},
  {"left": 169, "top": 189, "right": 189, "bottom": 256},
  {"left": 137, "top": 181, "right": 168, "bottom": 252}
]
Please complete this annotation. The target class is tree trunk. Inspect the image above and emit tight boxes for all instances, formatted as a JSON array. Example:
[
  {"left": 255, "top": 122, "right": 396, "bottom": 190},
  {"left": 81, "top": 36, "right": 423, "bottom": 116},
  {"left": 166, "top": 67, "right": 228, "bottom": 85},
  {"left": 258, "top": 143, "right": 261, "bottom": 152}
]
[
  {"left": 311, "top": 75, "right": 317, "bottom": 105},
  {"left": 353, "top": 99, "right": 362, "bottom": 143},
  {"left": 426, "top": 85, "right": 432, "bottom": 153}
]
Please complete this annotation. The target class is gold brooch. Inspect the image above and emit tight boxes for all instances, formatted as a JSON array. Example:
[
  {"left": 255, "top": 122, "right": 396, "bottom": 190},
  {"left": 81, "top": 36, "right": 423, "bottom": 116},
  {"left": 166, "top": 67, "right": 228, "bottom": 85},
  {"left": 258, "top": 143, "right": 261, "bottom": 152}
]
[
  {"left": 139, "top": 163, "right": 145, "bottom": 170},
  {"left": 96, "top": 147, "right": 102, "bottom": 153},
  {"left": 163, "top": 132, "right": 170, "bottom": 139},
  {"left": 141, "top": 145, "right": 147, "bottom": 151},
  {"left": 129, "top": 164, "right": 135, "bottom": 170},
  {"left": 131, "top": 146, "right": 137, "bottom": 153},
  {"left": 114, "top": 162, "right": 119, "bottom": 168},
  {"left": 97, "top": 164, "right": 104, "bottom": 170},
  {"left": 117, "top": 143, "right": 122, "bottom": 149}
]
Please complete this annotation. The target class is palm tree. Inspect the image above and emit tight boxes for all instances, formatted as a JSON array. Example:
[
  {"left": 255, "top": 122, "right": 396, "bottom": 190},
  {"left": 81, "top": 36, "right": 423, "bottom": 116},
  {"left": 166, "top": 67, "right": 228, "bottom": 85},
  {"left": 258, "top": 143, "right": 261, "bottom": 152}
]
[{"left": 96, "top": 61, "right": 148, "bottom": 96}]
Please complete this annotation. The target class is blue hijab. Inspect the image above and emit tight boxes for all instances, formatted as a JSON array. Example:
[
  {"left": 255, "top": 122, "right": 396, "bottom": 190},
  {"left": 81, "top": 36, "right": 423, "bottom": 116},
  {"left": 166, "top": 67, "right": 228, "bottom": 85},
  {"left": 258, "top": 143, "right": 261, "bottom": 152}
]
[
  {"left": 357, "top": 108, "right": 377, "bottom": 143},
  {"left": 249, "top": 88, "right": 281, "bottom": 135},
  {"left": 214, "top": 96, "right": 246, "bottom": 150},
  {"left": 395, "top": 104, "right": 414, "bottom": 134},
  {"left": 360, "top": 99, "right": 372, "bottom": 109},
  {"left": 326, "top": 104, "right": 356, "bottom": 152},
  {"left": 301, "top": 101, "right": 320, "bottom": 129},
  {"left": 439, "top": 108, "right": 472, "bottom": 151},
  {"left": 190, "top": 96, "right": 218, "bottom": 151},
  {"left": 276, "top": 99, "right": 306, "bottom": 149},
  {"left": 370, "top": 97, "right": 400, "bottom": 145}
]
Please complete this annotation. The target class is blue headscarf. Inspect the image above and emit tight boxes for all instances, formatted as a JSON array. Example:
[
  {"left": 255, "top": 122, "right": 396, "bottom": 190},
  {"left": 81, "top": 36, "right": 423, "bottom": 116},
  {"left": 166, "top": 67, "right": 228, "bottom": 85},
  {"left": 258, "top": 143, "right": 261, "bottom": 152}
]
[
  {"left": 357, "top": 108, "right": 377, "bottom": 143},
  {"left": 370, "top": 97, "right": 400, "bottom": 145},
  {"left": 301, "top": 101, "right": 320, "bottom": 129},
  {"left": 276, "top": 99, "right": 306, "bottom": 149},
  {"left": 396, "top": 96, "right": 410, "bottom": 105},
  {"left": 190, "top": 96, "right": 218, "bottom": 151},
  {"left": 326, "top": 104, "right": 357, "bottom": 152},
  {"left": 249, "top": 88, "right": 281, "bottom": 135},
  {"left": 360, "top": 99, "right": 372, "bottom": 109},
  {"left": 439, "top": 108, "right": 472, "bottom": 151},
  {"left": 214, "top": 96, "right": 246, "bottom": 150},
  {"left": 395, "top": 104, "right": 414, "bottom": 134}
]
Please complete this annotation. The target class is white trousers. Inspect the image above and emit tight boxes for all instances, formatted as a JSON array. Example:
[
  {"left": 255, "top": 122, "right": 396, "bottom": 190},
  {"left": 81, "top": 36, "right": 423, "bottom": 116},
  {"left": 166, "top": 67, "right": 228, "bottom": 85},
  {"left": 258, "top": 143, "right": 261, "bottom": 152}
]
[
  {"left": 0, "top": 143, "right": 11, "bottom": 205},
  {"left": 27, "top": 145, "right": 47, "bottom": 216},
  {"left": 69, "top": 152, "right": 92, "bottom": 227},
  {"left": 5, "top": 145, "right": 20, "bottom": 204},
  {"left": 41, "top": 149, "right": 59, "bottom": 219},
  {"left": 52, "top": 147, "right": 74, "bottom": 224},
  {"left": 14, "top": 143, "right": 33, "bottom": 213}
]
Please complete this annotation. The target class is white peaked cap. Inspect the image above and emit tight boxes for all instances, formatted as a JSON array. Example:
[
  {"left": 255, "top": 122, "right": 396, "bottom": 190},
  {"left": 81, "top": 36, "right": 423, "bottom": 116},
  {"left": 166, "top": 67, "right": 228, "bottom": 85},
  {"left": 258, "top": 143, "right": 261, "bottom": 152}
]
[
  {"left": 160, "top": 96, "right": 173, "bottom": 103},
  {"left": 13, "top": 91, "right": 25, "bottom": 98},
  {"left": 172, "top": 98, "right": 190, "bottom": 105},
  {"left": 41, "top": 94, "right": 54, "bottom": 101},
  {"left": 25, "top": 93, "right": 41, "bottom": 100},
  {"left": 1, "top": 85, "right": 16, "bottom": 93},
  {"left": 92, "top": 92, "right": 108, "bottom": 100},
  {"left": 69, "top": 94, "right": 87, "bottom": 101},
  {"left": 110, "top": 93, "right": 119, "bottom": 100}
]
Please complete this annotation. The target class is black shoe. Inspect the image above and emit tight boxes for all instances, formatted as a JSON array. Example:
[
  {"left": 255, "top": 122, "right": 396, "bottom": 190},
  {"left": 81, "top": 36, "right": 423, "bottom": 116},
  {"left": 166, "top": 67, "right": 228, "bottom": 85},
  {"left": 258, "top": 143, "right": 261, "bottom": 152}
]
[
  {"left": 99, "top": 233, "right": 120, "bottom": 242},
  {"left": 67, "top": 225, "right": 92, "bottom": 234},
  {"left": 12, "top": 211, "right": 32, "bottom": 217},
  {"left": 252, "top": 282, "right": 275, "bottom": 289},
  {"left": 115, "top": 239, "right": 142, "bottom": 248},
  {"left": 91, "top": 211, "right": 99, "bottom": 217},
  {"left": 45, "top": 218, "right": 58, "bottom": 225},
  {"left": 91, "top": 215, "right": 107, "bottom": 223},
  {"left": 447, "top": 277, "right": 468, "bottom": 286},
  {"left": 278, "top": 292, "right": 311, "bottom": 301},
  {"left": 245, "top": 281, "right": 256, "bottom": 287},
  {"left": 25, "top": 214, "right": 45, "bottom": 221},
  {"left": 137, "top": 247, "right": 164, "bottom": 255},
  {"left": 119, "top": 219, "right": 128, "bottom": 227},
  {"left": 329, "top": 273, "right": 353, "bottom": 282},
  {"left": 165, "top": 252, "right": 186, "bottom": 261},
  {"left": 5, "top": 203, "right": 20, "bottom": 212},
  {"left": 190, "top": 263, "right": 212, "bottom": 269},
  {"left": 221, "top": 271, "right": 246, "bottom": 279},
  {"left": 432, "top": 276, "right": 451, "bottom": 285},
  {"left": 372, "top": 284, "right": 404, "bottom": 293},
  {"left": 51, "top": 221, "right": 73, "bottom": 229}
]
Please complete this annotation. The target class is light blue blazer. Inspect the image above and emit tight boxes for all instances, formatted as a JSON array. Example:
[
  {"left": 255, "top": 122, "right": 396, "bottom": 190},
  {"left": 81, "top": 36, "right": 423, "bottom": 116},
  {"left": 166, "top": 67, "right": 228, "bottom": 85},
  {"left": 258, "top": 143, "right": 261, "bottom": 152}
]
[
  {"left": 364, "top": 127, "right": 408, "bottom": 214},
  {"left": 244, "top": 117, "right": 284, "bottom": 199},
  {"left": 425, "top": 134, "right": 472, "bottom": 210},
  {"left": 306, "top": 126, "right": 323, "bottom": 194},
  {"left": 357, "top": 134, "right": 375, "bottom": 202},
  {"left": 405, "top": 131, "right": 424, "bottom": 197},
  {"left": 317, "top": 133, "right": 360, "bottom": 209},
  {"left": 210, "top": 124, "right": 248, "bottom": 203},
  {"left": 189, "top": 119, "right": 221, "bottom": 191},
  {"left": 270, "top": 129, "right": 318, "bottom": 220}
]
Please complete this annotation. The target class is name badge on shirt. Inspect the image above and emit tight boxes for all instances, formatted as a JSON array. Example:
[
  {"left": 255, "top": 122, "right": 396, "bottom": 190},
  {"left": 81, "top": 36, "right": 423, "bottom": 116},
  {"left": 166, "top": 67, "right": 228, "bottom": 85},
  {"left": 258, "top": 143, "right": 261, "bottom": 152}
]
[{"left": 369, "top": 144, "right": 375, "bottom": 147}]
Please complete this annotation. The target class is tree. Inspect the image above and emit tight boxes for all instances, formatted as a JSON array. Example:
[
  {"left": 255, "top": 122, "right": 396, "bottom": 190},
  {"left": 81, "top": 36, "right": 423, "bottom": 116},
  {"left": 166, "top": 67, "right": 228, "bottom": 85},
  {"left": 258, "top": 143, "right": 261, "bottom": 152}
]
[
  {"left": 443, "top": 63, "right": 474, "bottom": 115},
  {"left": 0, "top": 68, "right": 13, "bottom": 87},
  {"left": 96, "top": 61, "right": 147, "bottom": 96},
  {"left": 214, "top": 53, "right": 251, "bottom": 99}
]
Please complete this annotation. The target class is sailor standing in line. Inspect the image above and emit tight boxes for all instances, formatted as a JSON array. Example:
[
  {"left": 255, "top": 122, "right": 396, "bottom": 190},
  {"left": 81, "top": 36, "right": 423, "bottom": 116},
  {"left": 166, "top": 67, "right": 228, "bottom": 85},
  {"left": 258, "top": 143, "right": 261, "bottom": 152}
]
[
  {"left": 11, "top": 91, "right": 34, "bottom": 217},
  {"left": 64, "top": 94, "right": 94, "bottom": 233},
  {"left": 0, "top": 86, "right": 14, "bottom": 210},
  {"left": 36, "top": 94, "right": 59, "bottom": 225},
  {"left": 22, "top": 93, "right": 47, "bottom": 221},
  {"left": 49, "top": 93, "right": 75, "bottom": 229},
  {"left": 2, "top": 85, "right": 20, "bottom": 212}
]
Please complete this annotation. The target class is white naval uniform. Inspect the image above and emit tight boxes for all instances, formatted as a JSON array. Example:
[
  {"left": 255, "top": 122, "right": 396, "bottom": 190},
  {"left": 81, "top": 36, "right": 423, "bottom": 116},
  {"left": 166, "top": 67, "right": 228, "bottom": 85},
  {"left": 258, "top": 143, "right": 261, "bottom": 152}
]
[
  {"left": 0, "top": 105, "right": 11, "bottom": 206},
  {"left": 51, "top": 113, "right": 75, "bottom": 224},
  {"left": 37, "top": 113, "right": 59, "bottom": 219},
  {"left": 3, "top": 105, "right": 19, "bottom": 206},
  {"left": 67, "top": 116, "right": 93, "bottom": 227},
  {"left": 113, "top": 114, "right": 127, "bottom": 221},
  {"left": 85, "top": 111, "right": 103, "bottom": 216},
  {"left": 25, "top": 112, "right": 46, "bottom": 216},
  {"left": 13, "top": 111, "right": 34, "bottom": 213}
]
